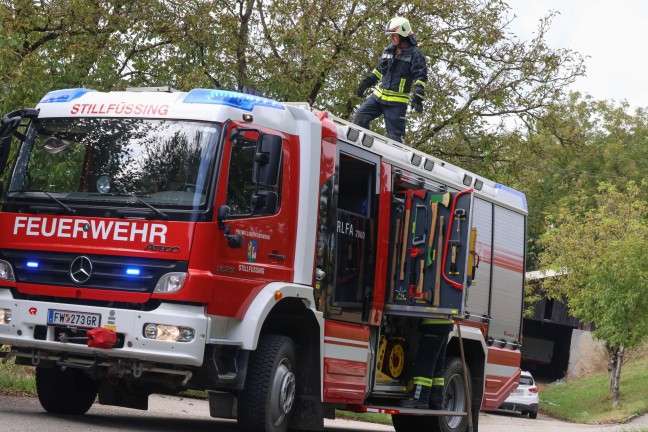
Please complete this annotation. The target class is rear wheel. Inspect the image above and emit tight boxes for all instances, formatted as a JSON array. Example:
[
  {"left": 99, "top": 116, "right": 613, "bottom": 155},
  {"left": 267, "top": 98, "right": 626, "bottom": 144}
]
[
  {"left": 529, "top": 411, "right": 538, "bottom": 419},
  {"left": 393, "top": 356, "right": 471, "bottom": 432},
  {"left": 237, "top": 334, "right": 297, "bottom": 432},
  {"left": 36, "top": 367, "right": 99, "bottom": 415},
  {"left": 438, "top": 356, "right": 470, "bottom": 432}
]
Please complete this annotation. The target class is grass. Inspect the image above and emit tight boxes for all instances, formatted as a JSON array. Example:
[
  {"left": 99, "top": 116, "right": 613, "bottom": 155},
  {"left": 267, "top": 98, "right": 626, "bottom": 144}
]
[
  {"left": 335, "top": 410, "right": 392, "bottom": 425},
  {"left": 0, "top": 353, "right": 36, "bottom": 396},
  {"left": 540, "top": 356, "right": 648, "bottom": 424}
]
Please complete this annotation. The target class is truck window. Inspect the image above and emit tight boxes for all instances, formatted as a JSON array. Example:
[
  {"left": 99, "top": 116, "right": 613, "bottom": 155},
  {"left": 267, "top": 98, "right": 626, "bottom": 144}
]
[
  {"left": 226, "top": 137, "right": 281, "bottom": 216},
  {"left": 4, "top": 118, "right": 219, "bottom": 216},
  {"left": 332, "top": 153, "right": 377, "bottom": 309}
]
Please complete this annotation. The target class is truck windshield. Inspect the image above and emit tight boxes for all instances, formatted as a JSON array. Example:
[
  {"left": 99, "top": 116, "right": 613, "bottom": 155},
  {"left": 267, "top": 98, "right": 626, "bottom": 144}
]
[{"left": 5, "top": 118, "right": 221, "bottom": 216}]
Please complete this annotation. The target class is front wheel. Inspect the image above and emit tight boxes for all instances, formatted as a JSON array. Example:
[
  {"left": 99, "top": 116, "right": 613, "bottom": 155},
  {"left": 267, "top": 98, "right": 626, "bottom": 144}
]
[
  {"left": 237, "top": 334, "right": 297, "bottom": 432},
  {"left": 36, "top": 367, "right": 99, "bottom": 415}
]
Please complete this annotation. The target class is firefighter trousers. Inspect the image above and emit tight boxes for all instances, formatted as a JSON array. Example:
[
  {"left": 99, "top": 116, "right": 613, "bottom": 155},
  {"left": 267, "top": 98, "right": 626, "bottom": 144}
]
[
  {"left": 353, "top": 95, "right": 408, "bottom": 143},
  {"left": 411, "top": 323, "right": 453, "bottom": 406}
]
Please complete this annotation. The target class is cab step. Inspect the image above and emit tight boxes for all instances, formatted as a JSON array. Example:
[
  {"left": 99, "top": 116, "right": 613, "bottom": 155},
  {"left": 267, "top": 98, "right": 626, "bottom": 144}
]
[{"left": 347, "top": 404, "right": 467, "bottom": 416}]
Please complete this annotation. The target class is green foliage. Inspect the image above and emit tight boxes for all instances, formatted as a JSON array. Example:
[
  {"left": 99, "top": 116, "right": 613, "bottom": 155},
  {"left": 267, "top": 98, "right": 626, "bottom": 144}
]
[
  {"left": 504, "top": 93, "right": 648, "bottom": 269},
  {"left": 0, "top": 0, "right": 584, "bottom": 168},
  {"left": 538, "top": 182, "right": 648, "bottom": 351}
]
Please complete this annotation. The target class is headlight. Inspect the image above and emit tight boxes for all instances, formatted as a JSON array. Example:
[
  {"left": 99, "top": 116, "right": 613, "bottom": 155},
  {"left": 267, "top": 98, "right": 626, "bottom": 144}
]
[
  {"left": 0, "top": 260, "right": 15, "bottom": 282},
  {"left": 153, "top": 272, "right": 187, "bottom": 294},
  {"left": 143, "top": 323, "right": 195, "bottom": 342},
  {"left": 0, "top": 309, "right": 12, "bottom": 324}
]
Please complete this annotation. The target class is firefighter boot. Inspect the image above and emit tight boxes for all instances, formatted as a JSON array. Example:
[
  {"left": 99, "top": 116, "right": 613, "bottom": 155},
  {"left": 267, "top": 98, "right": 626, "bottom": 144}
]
[{"left": 399, "top": 380, "right": 431, "bottom": 409}]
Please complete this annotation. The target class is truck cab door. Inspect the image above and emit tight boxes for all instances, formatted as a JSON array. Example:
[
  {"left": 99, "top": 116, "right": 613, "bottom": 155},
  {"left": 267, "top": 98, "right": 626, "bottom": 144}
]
[
  {"left": 326, "top": 144, "right": 381, "bottom": 325},
  {"left": 213, "top": 126, "right": 296, "bottom": 289}
]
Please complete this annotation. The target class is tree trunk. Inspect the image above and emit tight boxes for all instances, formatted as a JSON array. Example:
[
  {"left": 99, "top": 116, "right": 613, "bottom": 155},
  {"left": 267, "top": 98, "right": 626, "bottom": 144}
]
[
  {"left": 606, "top": 344, "right": 624, "bottom": 407},
  {"left": 235, "top": 0, "right": 255, "bottom": 89}
]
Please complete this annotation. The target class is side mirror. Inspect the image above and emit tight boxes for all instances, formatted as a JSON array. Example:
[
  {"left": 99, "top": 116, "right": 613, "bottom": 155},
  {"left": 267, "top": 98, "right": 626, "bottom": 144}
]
[
  {"left": 0, "top": 136, "right": 10, "bottom": 174},
  {"left": 0, "top": 116, "right": 21, "bottom": 138},
  {"left": 217, "top": 204, "right": 243, "bottom": 248},
  {"left": 251, "top": 191, "right": 278, "bottom": 215},
  {"left": 217, "top": 204, "right": 231, "bottom": 231},
  {"left": 0, "top": 108, "right": 39, "bottom": 138},
  {"left": 253, "top": 134, "right": 282, "bottom": 187}
]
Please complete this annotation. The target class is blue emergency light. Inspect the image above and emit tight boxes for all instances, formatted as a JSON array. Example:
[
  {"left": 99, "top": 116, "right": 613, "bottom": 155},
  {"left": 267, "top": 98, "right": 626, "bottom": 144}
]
[
  {"left": 26, "top": 261, "right": 39, "bottom": 269},
  {"left": 126, "top": 268, "right": 141, "bottom": 276},
  {"left": 183, "top": 89, "right": 285, "bottom": 112},
  {"left": 495, "top": 183, "right": 528, "bottom": 212},
  {"left": 39, "top": 88, "right": 96, "bottom": 104}
]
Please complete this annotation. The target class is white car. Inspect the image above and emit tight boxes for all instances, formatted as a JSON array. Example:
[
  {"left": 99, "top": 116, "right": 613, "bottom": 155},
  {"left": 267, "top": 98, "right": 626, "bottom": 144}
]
[{"left": 499, "top": 371, "right": 539, "bottom": 419}]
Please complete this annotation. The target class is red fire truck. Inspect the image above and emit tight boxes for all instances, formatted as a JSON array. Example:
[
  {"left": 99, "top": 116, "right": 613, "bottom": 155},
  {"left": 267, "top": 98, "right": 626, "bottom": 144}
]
[{"left": 0, "top": 87, "right": 526, "bottom": 432}]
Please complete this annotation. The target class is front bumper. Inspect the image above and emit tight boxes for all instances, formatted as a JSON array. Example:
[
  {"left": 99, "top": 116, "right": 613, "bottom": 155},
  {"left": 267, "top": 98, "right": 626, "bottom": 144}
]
[
  {"left": 0, "top": 288, "right": 209, "bottom": 367},
  {"left": 499, "top": 400, "right": 538, "bottom": 413}
]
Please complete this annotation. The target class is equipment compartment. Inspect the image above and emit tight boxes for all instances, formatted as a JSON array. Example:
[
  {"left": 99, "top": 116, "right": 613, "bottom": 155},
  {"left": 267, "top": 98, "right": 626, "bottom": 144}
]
[{"left": 385, "top": 183, "right": 475, "bottom": 319}]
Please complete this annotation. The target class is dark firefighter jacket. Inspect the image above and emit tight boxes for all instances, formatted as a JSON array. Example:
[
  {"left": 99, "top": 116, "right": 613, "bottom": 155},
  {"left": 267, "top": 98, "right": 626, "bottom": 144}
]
[{"left": 368, "top": 43, "right": 428, "bottom": 105}]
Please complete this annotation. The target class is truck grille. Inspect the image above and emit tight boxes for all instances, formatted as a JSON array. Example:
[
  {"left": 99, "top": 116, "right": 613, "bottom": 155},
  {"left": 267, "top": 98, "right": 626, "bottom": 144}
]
[{"left": 2, "top": 249, "right": 187, "bottom": 293}]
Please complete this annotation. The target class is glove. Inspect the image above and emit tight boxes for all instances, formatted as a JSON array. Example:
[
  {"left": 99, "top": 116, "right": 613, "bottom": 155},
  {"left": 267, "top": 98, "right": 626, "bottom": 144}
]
[
  {"left": 411, "top": 85, "right": 425, "bottom": 113},
  {"left": 357, "top": 74, "right": 378, "bottom": 97},
  {"left": 411, "top": 98, "right": 423, "bottom": 113}
]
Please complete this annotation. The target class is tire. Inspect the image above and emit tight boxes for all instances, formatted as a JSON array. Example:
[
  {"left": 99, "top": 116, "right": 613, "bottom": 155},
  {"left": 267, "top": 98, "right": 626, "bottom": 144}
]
[
  {"left": 393, "top": 356, "right": 470, "bottom": 432},
  {"left": 437, "top": 356, "right": 470, "bottom": 432},
  {"left": 35, "top": 367, "right": 99, "bottom": 415},
  {"left": 238, "top": 334, "right": 297, "bottom": 432},
  {"left": 529, "top": 411, "right": 538, "bottom": 419}
]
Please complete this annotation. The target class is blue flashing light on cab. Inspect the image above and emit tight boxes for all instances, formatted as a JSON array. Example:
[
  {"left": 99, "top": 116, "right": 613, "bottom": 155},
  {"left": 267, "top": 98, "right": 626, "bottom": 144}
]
[
  {"left": 183, "top": 89, "right": 285, "bottom": 112},
  {"left": 39, "top": 88, "right": 96, "bottom": 104},
  {"left": 126, "top": 268, "right": 141, "bottom": 276}
]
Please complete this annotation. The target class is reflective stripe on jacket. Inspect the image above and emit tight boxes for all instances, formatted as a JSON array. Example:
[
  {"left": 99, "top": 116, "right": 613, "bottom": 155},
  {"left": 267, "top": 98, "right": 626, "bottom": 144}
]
[{"left": 371, "top": 44, "right": 428, "bottom": 105}]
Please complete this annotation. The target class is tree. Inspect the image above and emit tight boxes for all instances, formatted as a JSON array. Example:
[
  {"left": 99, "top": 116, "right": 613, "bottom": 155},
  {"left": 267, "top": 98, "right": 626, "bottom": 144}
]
[
  {"left": 538, "top": 182, "right": 648, "bottom": 406},
  {"left": 502, "top": 93, "right": 648, "bottom": 268},
  {"left": 0, "top": 0, "right": 585, "bottom": 166}
]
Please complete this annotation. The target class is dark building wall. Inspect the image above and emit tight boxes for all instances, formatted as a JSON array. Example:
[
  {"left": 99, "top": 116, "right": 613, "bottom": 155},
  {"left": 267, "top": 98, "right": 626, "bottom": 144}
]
[
  {"left": 521, "top": 319, "right": 573, "bottom": 380},
  {"left": 528, "top": 298, "right": 580, "bottom": 327}
]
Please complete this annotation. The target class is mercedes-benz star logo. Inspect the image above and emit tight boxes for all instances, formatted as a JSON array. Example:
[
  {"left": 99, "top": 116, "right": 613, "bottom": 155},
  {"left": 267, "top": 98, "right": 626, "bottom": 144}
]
[{"left": 70, "top": 256, "right": 93, "bottom": 284}]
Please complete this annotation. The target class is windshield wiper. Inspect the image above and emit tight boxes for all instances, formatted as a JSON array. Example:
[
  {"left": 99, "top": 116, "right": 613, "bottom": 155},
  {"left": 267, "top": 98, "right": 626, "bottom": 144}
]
[
  {"left": 42, "top": 191, "right": 76, "bottom": 215},
  {"left": 123, "top": 193, "right": 169, "bottom": 220},
  {"left": 85, "top": 192, "right": 169, "bottom": 220},
  {"left": 11, "top": 190, "right": 77, "bottom": 215}
]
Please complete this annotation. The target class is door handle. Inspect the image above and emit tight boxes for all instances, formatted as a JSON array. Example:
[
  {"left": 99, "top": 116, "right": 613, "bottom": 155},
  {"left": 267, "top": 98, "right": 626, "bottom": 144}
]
[{"left": 268, "top": 252, "right": 285, "bottom": 261}]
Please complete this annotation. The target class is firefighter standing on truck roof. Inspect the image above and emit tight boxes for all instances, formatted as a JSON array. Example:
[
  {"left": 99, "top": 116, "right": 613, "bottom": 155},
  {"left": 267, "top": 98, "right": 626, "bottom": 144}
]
[
  {"left": 353, "top": 16, "right": 428, "bottom": 143},
  {"left": 400, "top": 320, "right": 453, "bottom": 409}
]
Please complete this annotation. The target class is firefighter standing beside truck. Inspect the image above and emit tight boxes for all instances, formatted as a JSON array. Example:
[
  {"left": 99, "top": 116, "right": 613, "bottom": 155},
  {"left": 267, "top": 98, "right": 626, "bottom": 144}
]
[
  {"left": 353, "top": 16, "right": 427, "bottom": 143},
  {"left": 401, "top": 319, "right": 453, "bottom": 409}
]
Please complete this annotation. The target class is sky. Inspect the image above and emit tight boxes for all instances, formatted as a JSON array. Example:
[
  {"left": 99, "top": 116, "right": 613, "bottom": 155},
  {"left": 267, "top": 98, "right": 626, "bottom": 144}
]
[{"left": 505, "top": 0, "right": 648, "bottom": 109}]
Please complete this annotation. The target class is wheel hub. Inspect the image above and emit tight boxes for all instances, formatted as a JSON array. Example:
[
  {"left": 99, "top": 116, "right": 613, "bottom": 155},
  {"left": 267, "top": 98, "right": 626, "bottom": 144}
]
[{"left": 271, "top": 360, "right": 296, "bottom": 426}]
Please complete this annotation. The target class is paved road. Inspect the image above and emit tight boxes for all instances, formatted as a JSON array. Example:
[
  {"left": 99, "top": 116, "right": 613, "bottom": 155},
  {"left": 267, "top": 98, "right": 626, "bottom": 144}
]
[{"left": 1, "top": 394, "right": 647, "bottom": 432}]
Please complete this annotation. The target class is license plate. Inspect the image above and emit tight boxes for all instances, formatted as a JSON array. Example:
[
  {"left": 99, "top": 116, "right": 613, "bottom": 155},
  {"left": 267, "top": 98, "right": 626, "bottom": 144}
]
[{"left": 47, "top": 309, "right": 101, "bottom": 328}]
